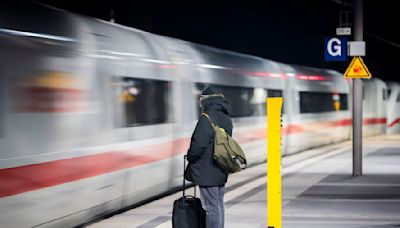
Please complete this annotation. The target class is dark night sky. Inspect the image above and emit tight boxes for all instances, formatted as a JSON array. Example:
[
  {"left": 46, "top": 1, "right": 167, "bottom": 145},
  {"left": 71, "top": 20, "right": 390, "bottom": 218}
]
[{"left": 35, "top": 0, "right": 400, "bottom": 82}]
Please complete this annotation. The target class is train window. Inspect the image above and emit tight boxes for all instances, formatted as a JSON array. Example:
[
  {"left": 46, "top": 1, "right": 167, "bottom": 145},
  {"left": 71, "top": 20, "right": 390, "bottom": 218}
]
[
  {"left": 388, "top": 89, "right": 391, "bottom": 98},
  {"left": 195, "top": 83, "right": 266, "bottom": 117},
  {"left": 362, "top": 86, "right": 365, "bottom": 100},
  {"left": 267, "top": 89, "right": 283, "bottom": 98},
  {"left": 300, "top": 92, "right": 348, "bottom": 113},
  {"left": 115, "top": 77, "right": 172, "bottom": 126},
  {"left": 339, "top": 94, "right": 348, "bottom": 110},
  {"left": 383, "top": 89, "right": 387, "bottom": 100},
  {"left": 397, "top": 93, "right": 400, "bottom": 103}
]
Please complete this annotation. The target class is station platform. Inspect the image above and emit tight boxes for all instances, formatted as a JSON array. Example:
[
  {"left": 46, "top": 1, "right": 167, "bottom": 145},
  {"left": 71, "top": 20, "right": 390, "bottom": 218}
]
[{"left": 86, "top": 135, "right": 400, "bottom": 228}]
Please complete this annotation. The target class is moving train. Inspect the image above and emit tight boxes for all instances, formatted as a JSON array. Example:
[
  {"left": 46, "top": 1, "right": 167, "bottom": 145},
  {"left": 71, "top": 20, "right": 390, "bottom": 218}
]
[{"left": 0, "top": 2, "right": 399, "bottom": 228}]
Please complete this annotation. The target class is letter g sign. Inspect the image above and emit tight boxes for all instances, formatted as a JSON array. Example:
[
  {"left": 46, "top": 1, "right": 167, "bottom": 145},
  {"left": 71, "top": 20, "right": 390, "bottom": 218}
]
[
  {"left": 328, "top": 38, "right": 341, "bottom": 56},
  {"left": 324, "top": 37, "right": 347, "bottom": 61}
]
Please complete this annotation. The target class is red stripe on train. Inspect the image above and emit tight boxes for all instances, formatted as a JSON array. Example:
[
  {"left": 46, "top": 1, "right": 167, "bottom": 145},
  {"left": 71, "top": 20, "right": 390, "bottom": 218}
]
[
  {"left": 333, "top": 119, "right": 353, "bottom": 126},
  {"left": 0, "top": 117, "right": 388, "bottom": 198},
  {"left": 0, "top": 138, "right": 190, "bottom": 198},
  {"left": 333, "top": 118, "right": 387, "bottom": 126},
  {"left": 363, "top": 118, "right": 387, "bottom": 125},
  {"left": 388, "top": 118, "right": 400, "bottom": 128}
]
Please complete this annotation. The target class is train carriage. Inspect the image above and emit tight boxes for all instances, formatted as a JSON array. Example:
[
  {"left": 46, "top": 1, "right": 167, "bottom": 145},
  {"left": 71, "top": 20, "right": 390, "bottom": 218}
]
[{"left": 0, "top": 2, "right": 399, "bottom": 227}]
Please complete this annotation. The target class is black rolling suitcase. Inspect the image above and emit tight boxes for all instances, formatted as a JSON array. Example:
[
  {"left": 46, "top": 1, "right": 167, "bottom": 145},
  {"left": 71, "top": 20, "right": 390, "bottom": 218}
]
[{"left": 172, "top": 156, "right": 205, "bottom": 228}]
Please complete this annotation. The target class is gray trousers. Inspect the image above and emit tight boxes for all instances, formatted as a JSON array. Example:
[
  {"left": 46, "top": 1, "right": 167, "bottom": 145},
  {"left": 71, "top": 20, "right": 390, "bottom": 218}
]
[{"left": 199, "top": 185, "right": 225, "bottom": 228}]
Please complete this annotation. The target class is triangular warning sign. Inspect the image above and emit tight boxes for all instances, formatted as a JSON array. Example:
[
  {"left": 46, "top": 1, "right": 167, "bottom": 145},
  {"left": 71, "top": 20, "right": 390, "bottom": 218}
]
[{"left": 344, "top": 56, "right": 372, "bottom": 79}]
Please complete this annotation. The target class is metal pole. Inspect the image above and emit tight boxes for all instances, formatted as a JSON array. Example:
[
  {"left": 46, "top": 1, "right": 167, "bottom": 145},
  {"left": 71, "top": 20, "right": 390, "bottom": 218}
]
[
  {"left": 110, "top": 0, "right": 115, "bottom": 23},
  {"left": 267, "top": 98, "right": 283, "bottom": 228},
  {"left": 353, "top": 0, "right": 363, "bottom": 176}
]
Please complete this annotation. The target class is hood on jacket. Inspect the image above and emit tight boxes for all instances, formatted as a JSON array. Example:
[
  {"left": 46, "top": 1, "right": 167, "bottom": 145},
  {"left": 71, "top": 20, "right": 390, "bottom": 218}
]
[{"left": 200, "top": 94, "right": 232, "bottom": 116}]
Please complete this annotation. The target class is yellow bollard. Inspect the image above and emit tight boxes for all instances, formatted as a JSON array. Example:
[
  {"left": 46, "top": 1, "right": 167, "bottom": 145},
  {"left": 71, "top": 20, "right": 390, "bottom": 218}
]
[{"left": 267, "top": 98, "right": 283, "bottom": 228}]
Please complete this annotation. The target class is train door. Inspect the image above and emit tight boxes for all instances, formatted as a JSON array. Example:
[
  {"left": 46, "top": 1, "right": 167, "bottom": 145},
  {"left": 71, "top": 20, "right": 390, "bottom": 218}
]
[
  {"left": 0, "top": 67, "right": 5, "bottom": 144},
  {"left": 155, "top": 36, "right": 199, "bottom": 190},
  {"left": 278, "top": 64, "right": 297, "bottom": 154},
  {"left": 377, "top": 80, "right": 388, "bottom": 134},
  {"left": 0, "top": 68, "right": 3, "bottom": 138},
  {"left": 363, "top": 79, "right": 387, "bottom": 136},
  {"left": 386, "top": 82, "right": 400, "bottom": 134},
  {"left": 104, "top": 31, "right": 178, "bottom": 208}
]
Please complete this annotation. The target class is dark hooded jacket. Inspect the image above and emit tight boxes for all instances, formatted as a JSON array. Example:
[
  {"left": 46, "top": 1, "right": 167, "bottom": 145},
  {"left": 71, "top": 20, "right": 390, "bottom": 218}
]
[{"left": 185, "top": 93, "right": 233, "bottom": 186}]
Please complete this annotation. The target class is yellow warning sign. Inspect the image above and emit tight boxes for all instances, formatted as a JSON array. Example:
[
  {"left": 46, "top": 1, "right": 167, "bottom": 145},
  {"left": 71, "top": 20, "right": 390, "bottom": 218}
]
[{"left": 344, "top": 56, "right": 372, "bottom": 79}]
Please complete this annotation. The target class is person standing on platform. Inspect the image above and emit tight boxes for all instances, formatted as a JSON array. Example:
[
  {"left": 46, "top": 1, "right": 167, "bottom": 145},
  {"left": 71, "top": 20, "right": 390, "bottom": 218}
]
[{"left": 185, "top": 87, "right": 233, "bottom": 228}]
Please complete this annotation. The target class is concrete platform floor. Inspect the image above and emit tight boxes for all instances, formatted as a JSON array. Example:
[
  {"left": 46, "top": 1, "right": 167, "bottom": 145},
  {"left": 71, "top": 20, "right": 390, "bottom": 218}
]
[{"left": 87, "top": 135, "right": 400, "bottom": 228}]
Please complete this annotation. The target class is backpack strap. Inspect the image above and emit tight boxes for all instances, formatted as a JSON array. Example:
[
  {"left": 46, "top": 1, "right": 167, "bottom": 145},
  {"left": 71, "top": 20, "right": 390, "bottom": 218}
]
[{"left": 201, "top": 113, "right": 216, "bottom": 128}]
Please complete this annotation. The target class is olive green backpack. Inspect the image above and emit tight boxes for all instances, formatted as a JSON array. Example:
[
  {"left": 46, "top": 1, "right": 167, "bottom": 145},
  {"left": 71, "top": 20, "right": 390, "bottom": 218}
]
[{"left": 202, "top": 113, "right": 247, "bottom": 174}]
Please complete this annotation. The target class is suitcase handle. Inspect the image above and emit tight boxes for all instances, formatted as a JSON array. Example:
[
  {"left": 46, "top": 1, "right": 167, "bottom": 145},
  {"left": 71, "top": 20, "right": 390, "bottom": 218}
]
[{"left": 183, "top": 155, "right": 196, "bottom": 198}]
